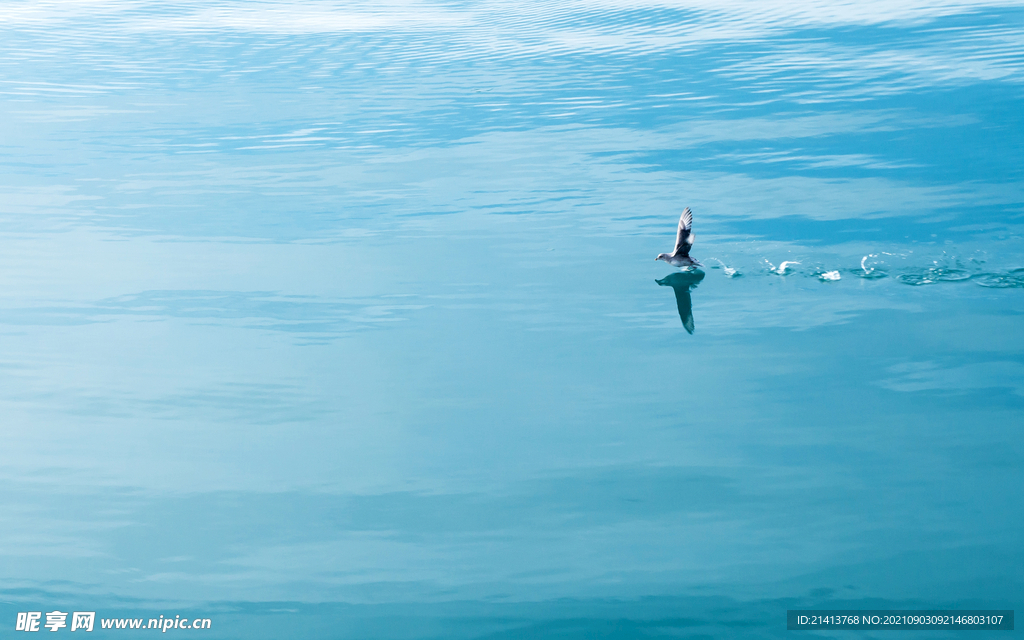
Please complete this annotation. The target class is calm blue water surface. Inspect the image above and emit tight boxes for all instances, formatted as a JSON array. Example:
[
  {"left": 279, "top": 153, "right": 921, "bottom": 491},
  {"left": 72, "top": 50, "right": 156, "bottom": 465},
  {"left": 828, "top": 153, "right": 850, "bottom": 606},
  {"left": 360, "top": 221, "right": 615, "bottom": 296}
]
[{"left": 1, "top": 1, "right": 1022, "bottom": 637}]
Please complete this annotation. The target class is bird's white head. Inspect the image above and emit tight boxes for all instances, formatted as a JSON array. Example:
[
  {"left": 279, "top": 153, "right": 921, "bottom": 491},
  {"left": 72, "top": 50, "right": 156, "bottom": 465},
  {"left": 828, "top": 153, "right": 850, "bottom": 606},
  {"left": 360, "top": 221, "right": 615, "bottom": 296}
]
[{"left": 656, "top": 253, "right": 668, "bottom": 262}]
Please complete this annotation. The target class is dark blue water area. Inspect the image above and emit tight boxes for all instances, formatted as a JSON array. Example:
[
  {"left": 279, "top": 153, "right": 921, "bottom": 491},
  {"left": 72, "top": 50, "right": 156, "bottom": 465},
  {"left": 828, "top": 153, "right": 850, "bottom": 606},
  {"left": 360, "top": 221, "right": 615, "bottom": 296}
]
[{"left": 1, "top": 1, "right": 1023, "bottom": 638}]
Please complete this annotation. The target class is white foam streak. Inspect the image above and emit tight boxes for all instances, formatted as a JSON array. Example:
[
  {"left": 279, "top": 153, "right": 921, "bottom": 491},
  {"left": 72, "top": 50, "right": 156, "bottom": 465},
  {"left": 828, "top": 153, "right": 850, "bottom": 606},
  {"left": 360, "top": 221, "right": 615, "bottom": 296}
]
[{"left": 134, "top": 3, "right": 471, "bottom": 33}]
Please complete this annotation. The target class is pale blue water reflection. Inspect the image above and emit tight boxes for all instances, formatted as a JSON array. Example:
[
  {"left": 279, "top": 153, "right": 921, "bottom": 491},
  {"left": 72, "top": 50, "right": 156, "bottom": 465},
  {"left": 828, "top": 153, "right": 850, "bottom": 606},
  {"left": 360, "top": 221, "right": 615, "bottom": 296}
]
[
  {"left": 1, "top": 0, "right": 1022, "bottom": 637},
  {"left": 656, "top": 271, "right": 704, "bottom": 332}
]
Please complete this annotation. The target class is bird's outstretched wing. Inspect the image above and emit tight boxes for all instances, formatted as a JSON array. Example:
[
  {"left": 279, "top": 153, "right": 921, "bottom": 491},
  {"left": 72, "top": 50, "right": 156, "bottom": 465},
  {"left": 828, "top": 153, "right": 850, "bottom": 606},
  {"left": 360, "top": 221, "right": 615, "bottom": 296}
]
[
  {"left": 674, "top": 207, "right": 695, "bottom": 256},
  {"left": 672, "top": 287, "right": 695, "bottom": 334}
]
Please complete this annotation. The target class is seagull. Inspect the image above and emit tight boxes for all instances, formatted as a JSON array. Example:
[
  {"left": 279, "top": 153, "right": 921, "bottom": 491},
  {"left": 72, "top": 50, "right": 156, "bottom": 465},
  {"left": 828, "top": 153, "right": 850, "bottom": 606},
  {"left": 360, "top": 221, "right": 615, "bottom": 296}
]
[{"left": 656, "top": 207, "right": 702, "bottom": 268}]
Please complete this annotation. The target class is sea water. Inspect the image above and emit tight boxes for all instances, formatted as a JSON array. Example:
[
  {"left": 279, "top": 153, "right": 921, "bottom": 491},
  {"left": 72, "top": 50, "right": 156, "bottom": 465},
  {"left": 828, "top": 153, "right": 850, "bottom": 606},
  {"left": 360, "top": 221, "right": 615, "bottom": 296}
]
[{"left": 0, "top": 1, "right": 1021, "bottom": 638}]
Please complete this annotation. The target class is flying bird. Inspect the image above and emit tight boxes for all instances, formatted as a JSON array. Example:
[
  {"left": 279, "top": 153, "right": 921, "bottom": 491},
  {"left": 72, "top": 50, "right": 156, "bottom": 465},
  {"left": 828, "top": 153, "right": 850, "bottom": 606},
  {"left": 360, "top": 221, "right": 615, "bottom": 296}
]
[{"left": 655, "top": 207, "right": 702, "bottom": 268}]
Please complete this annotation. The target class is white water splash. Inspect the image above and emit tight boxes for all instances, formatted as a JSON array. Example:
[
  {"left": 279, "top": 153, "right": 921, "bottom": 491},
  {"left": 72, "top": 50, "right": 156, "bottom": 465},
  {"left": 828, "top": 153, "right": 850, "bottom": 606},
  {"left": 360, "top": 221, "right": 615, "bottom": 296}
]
[
  {"left": 764, "top": 259, "right": 801, "bottom": 275},
  {"left": 709, "top": 257, "right": 741, "bottom": 277},
  {"left": 857, "top": 252, "right": 899, "bottom": 279},
  {"left": 819, "top": 270, "right": 841, "bottom": 281}
]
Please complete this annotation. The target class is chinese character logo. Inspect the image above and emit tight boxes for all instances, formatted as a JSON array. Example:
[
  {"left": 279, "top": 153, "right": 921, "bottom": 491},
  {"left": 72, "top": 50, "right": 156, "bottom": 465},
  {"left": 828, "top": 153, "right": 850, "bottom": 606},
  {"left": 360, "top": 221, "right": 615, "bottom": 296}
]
[
  {"left": 44, "top": 611, "right": 68, "bottom": 632},
  {"left": 16, "top": 612, "right": 42, "bottom": 632},
  {"left": 71, "top": 612, "right": 95, "bottom": 632}
]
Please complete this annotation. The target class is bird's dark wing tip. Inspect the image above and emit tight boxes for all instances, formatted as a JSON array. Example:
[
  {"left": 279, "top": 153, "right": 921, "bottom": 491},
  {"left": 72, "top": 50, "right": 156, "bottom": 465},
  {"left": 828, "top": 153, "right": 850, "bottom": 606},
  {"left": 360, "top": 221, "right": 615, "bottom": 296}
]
[{"left": 679, "top": 208, "right": 693, "bottom": 230}]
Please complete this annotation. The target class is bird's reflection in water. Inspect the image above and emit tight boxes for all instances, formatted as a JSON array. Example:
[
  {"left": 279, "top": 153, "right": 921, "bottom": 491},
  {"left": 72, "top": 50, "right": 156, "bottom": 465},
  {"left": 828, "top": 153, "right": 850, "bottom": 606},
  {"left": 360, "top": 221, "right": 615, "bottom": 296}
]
[{"left": 656, "top": 270, "right": 705, "bottom": 334}]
